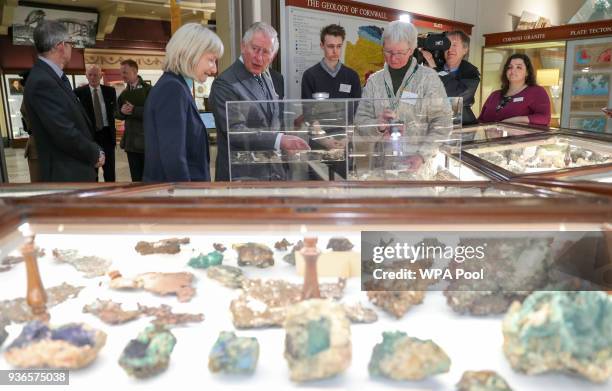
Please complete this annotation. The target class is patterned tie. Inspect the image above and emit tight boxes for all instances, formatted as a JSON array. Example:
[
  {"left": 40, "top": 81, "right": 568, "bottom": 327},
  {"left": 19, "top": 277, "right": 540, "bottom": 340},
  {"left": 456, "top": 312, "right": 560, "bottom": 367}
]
[
  {"left": 60, "top": 73, "right": 72, "bottom": 92},
  {"left": 254, "top": 75, "right": 272, "bottom": 119},
  {"left": 92, "top": 87, "right": 104, "bottom": 130}
]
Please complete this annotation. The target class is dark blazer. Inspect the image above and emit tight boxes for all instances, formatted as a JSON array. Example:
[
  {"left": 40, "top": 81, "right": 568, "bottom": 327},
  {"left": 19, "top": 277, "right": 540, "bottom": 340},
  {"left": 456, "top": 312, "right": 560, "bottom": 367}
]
[
  {"left": 24, "top": 59, "right": 100, "bottom": 182},
  {"left": 209, "top": 59, "right": 284, "bottom": 182},
  {"left": 74, "top": 84, "right": 117, "bottom": 147},
  {"left": 436, "top": 60, "right": 480, "bottom": 125},
  {"left": 142, "top": 71, "right": 210, "bottom": 182}
]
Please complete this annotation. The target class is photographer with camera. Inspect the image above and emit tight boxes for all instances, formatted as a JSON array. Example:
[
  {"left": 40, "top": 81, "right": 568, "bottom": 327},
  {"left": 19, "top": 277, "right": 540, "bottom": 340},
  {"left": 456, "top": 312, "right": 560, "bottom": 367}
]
[{"left": 420, "top": 31, "right": 480, "bottom": 125}]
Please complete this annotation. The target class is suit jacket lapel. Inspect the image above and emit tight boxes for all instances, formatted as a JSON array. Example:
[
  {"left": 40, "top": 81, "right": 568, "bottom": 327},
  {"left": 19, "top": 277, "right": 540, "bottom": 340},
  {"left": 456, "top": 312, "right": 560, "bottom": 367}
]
[
  {"left": 232, "top": 61, "right": 274, "bottom": 124},
  {"left": 262, "top": 74, "right": 278, "bottom": 123},
  {"left": 36, "top": 60, "right": 95, "bottom": 133},
  {"left": 81, "top": 87, "right": 94, "bottom": 120}
]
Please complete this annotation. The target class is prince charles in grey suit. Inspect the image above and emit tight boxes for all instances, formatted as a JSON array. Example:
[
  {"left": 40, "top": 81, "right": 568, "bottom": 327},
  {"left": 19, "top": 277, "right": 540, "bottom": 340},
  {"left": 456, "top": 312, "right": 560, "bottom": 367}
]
[{"left": 210, "top": 22, "right": 308, "bottom": 181}]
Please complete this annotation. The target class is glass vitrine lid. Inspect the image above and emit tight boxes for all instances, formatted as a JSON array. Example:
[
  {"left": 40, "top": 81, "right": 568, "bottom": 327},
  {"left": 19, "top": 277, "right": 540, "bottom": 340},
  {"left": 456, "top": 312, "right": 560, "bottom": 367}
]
[{"left": 465, "top": 135, "right": 612, "bottom": 175}]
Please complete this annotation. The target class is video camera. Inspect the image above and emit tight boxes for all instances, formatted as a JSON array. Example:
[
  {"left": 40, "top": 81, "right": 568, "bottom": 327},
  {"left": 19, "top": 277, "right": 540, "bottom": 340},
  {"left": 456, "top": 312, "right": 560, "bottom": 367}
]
[{"left": 414, "top": 32, "right": 451, "bottom": 68}]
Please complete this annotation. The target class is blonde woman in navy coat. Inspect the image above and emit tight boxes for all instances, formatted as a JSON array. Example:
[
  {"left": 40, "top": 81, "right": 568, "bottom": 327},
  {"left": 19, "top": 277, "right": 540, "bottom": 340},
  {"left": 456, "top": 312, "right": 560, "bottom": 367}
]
[{"left": 143, "top": 23, "right": 223, "bottom": 182}]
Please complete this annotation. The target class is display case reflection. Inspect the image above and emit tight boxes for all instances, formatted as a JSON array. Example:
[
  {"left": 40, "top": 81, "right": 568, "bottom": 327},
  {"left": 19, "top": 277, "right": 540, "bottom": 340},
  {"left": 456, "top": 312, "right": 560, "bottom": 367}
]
[{"left": 226, "top": 98, "right": 464, "bottom": 182}]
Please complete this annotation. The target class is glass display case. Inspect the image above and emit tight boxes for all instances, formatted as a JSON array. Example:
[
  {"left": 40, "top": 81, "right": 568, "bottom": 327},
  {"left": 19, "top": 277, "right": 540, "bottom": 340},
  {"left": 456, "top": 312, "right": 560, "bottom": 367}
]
[
  {"left": 461, "top": 132, "right": 612, "bottom": 181},
  {"left": 1, "top": 73, "right": 27, "bottom": 141},
  {"left": 1, "top": 73, "right": 86, "bottom": 145},
  {"left": 457, "top": 122, "right": 549, "bottom": 144},
  {"left": 562, "top": 36, "right": 612, "bottom": 134},
  {"left": 481, "top": 42, "right": 565, "bottom": 127},
  {"left": 0, "top": 183, "right": 132, "bottom": 200},
  {"left": 0, "top": 182, "right": 609, "bottom": 390},
  {"left": 226, "top": 98, "right": 466, "bottom": 182}
]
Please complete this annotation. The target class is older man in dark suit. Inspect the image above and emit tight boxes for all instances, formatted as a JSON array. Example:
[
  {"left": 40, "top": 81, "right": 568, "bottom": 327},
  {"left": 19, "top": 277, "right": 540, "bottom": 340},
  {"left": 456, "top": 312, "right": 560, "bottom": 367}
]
[
  {"left": 74, "top": 65, "right": 117, "bottom": 182},
  {"left": 24, "top": 21, "right": 104, "bottom": 182},
  {"left": 209, "top": 22, "right": 308, "bottom": 181}
]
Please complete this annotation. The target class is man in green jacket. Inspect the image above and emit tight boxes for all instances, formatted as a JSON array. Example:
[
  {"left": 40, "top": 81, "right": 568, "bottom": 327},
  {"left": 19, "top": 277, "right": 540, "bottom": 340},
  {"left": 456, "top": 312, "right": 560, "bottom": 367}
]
[{"left": 116, "top": 59, "right": 151, "bottom": 181}]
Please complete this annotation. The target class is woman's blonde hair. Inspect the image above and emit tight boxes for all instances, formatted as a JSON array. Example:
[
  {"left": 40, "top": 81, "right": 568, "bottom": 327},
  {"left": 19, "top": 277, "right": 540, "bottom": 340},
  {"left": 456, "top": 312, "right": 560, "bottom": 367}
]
[{"left": 163, "top": 23, "right": 224, "bottom": 79}]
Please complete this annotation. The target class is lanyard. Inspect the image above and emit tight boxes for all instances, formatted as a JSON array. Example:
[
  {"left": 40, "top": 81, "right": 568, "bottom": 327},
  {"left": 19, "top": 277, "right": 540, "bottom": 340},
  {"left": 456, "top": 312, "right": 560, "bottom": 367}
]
[{"left": 384, "top": 58, "right": 418, "bottom": 110}]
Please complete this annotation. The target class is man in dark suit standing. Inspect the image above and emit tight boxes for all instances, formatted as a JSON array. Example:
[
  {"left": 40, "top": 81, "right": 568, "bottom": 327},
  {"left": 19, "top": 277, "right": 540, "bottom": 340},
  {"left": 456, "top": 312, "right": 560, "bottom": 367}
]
[
  {"left": 74, "top": 65, "right": 117, "bottom": 182},
  {"left": 209, "top": 22, "right": 309, "bottom": 181},
  {"left": 24, "top": 21, "right": 104, "bottom": 182}
]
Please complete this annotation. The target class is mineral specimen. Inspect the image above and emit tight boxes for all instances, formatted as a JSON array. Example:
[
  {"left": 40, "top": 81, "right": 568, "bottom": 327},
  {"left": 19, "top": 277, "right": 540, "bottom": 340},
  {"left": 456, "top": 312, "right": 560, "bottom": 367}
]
[
  {"left": 213, "top": 243, "right": 227, "bottom": 252},
  {"left": 343, "top": 302, "right": 378, "bottom": 323},
  {"left": 135, "top": 237, "right": 190, "bottom": 255},
  {"left": 209, "top": 331, "right": 259, "bottom": 374},
  {"left": 502, "top": 291, "right": 612, "bottom": 383},
  {"left": 188, "top": 251, "right": 223, "bottom": 269},
  {"left": 284, "top": 299, "right": 351, "bottom": 382},
  {"left": 475, "top": 143, "right": 612, "bottom": 174},
  {"left": 83, "top": 300, "right": 203, "bottom": 326},
  {"left": 52, "top": 249, "right": 112, "bottom": 278},
  {"left": 233, "top": 243, "right": 274, "bottom": 268},
  {"left": 230, "top": 278, "right": 346, "bottom": 329},
  {"left": 367, "top": 291, "right": 425, "bottom": 318},
  {"left": 444, "top": 238, "right": 553, "bottom": 315},
  {"left": 283, "top": 240, "right": 304, "bottom": 265},
  {"left": 119, "top": 325, "right": 176, "bottom": 378},
  {"left": 0, "top": 316, "right": 8, "bottom": 347},
  {"left": 109, "top": 271, "right": 196, "bottom": 302},
  {"left": 456, "top": 370, "right": 513, "bottom": 391},
  {"left": 0, "top": 283, "right": 84, "bottom": 323},
  {"left": 369, "top": 331, "right": 450, "bottom": 380},
  {"left": 444, "top": 290, "right": 527, "bottom": 316},
  {"left": 82, "top": 299, "right": 141, "bottom": 325},
  {"left": 274, "top": 238, "right": 293, "bottom": 251},
  {"left": 207, "top": 265, "right": 245, "bottom": 289},
  {"left": 326, "top": 237, "right": 354, "bottom": 251},
  {"left": 137, "top": 304, "right": 204, "bottom": 326},
  {"left": 1, "top": 248, "right": 45, "bottom": 273},
  {"left": 4, "top": 321, "right": 106, "bottom": 369}
]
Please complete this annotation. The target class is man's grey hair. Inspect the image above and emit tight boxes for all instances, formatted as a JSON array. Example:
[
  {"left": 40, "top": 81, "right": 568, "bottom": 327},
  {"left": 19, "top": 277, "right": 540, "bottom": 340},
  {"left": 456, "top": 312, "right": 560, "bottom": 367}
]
[
  {"left": 33, "top": 20, "right": 70, "bottom": 54},
  {"left": 383, "top": 20, "right": 418, "bottom": 49},
  {"left": 242, "top": 22, "right": 279, "bottom": 54}
]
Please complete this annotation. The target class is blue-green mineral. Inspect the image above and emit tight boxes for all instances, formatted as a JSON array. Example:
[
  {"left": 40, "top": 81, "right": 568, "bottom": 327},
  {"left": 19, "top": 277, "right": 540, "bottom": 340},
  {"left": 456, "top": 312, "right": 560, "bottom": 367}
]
[
  {"left": 188, "top": 251, "right": 223, "bottom": 269},
  {"left": 369, "top": 331, "right": 450, "bottom": 380},
  {"left": 208, "top": 331, "right": 259, "bottom": 374},
  {"left": 502, "top": 291, "right": 612, "bottom": 383},
  {"left": 283, "top": 299, "right": 351, "bottom": 382},
  {"left": 118, "top": 325, "right": 176, "bottom": 378}
]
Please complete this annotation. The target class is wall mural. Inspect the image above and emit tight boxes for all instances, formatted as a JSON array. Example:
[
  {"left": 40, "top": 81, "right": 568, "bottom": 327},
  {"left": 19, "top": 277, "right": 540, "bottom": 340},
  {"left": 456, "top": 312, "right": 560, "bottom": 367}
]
[{"left": 12, "top": 5, "right": 98, "bottom": 48}]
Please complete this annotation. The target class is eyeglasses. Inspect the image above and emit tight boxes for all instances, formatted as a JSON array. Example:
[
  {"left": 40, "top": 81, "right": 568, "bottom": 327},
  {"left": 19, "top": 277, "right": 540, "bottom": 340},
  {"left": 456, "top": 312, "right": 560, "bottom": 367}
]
[
  {"left": 496, "top": 96, "right": 512, "bottom": 111},
  {"left": 383, "top": 49, "right": 411, "bottom": 57},
  {"left": 248, "top": 44, "right": 273, "bottom": 58}
]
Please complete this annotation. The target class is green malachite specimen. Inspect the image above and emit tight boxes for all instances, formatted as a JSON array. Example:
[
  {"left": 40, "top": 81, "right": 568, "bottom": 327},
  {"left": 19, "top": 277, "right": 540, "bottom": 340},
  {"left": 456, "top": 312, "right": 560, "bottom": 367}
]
[
  {"left": 369, "top": 331, "right": 450, "bottom": 381},
  {"left": 208, "top": 331, "right": 259, "bottom": 374},
  {"left": 118, "top": 325, "right": 176, "bottom": 378},
  {"left": 284, "top": 299, "right": 351, "bottom": 382},
  {"left": 503, "top": 291, "right": 612, "bottom": 383},
  {"left": 188, "top": 251, "right": 224, "bottom": 269},
  {"left": 456, "top": 370, "right": 513, "bottom": 391}
]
